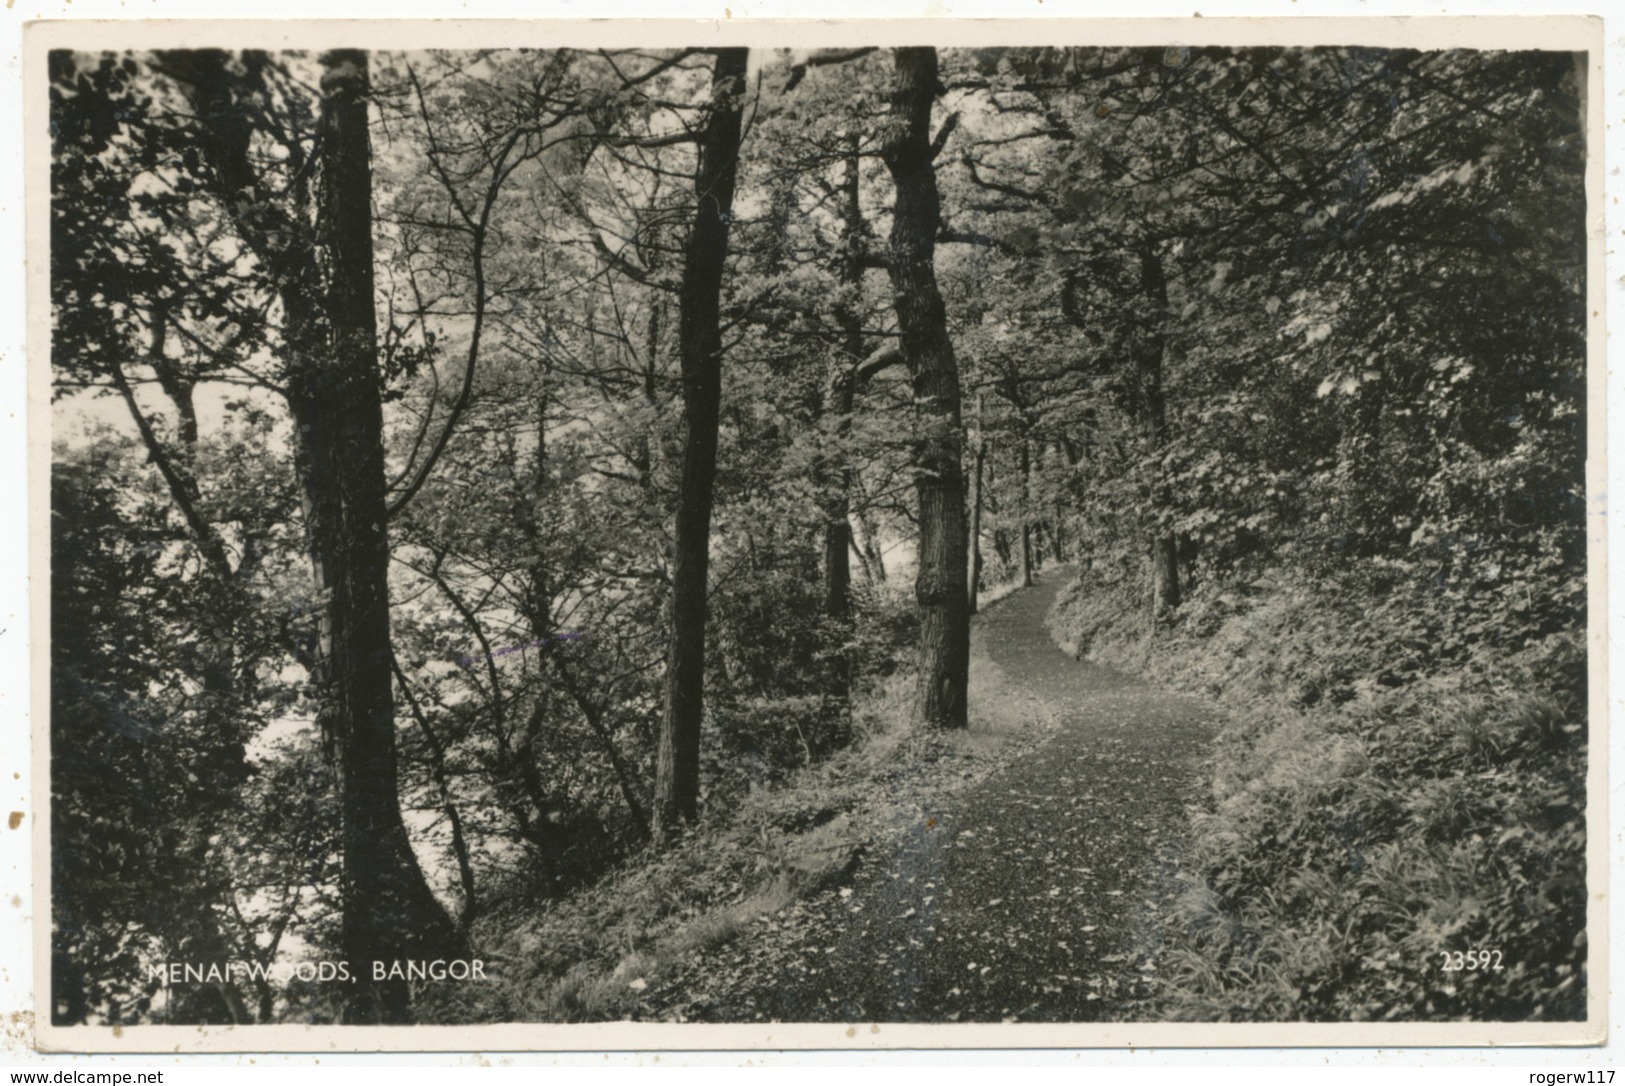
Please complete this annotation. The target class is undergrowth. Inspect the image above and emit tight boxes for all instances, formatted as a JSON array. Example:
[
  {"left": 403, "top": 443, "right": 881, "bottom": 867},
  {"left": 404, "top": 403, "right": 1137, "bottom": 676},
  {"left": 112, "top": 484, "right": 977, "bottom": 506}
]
[
  {"left": 1050, "top": 564, "right": 1588, "bottom": 1022},
  {"left": 420, "top": 637, "right": 1054, "bottom": 1024}
]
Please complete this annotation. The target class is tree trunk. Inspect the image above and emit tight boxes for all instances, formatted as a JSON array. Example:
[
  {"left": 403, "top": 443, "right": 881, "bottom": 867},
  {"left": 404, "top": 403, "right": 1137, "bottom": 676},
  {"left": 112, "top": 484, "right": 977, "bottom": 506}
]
[
  {"left": 1139, "top": 246, "right": 1180, "bottom": 614},
  {"left": 855, "top": 503, "right": 888, "bottom": 585},
  {"left": 992, "top": 527, "right": 1012, "bottom": 569},
  {"left": 880, "top": 47, "right": 969, "bottom": 730},
  {"left": 312, "top": 51, "right": 464, "bottom": 1023},
  {"left": 849, "top": 518, "right": 878, "bottom": 586},
  {"left": 1053, "top": 498, "right": 1068, "bottom": 562},
  {"left": 821, "top": 420, "right": 855, "bottom": 624},
  {"left": 653, "top": 48, "right": 749, "bottom": 846},
  {"left": 391, "top": 659, "right": 477, "bottom": 938},
  {"left": 967, "top": 394, "right": 985, "bottom": 614},
  {"left": 822, "top": 139, "right": 867, "bottom": 623},
  {"left": 818, "top": 135, "right": 868, "bottom": 702},
  {"left": 1018, "top": 438, "right": 1033, "bottom": 588},
  {"left": 634, "top": 300, "right": 662, "bottom": 489},
  {"left": 163, "top": 48, "right": 460, "bottom": 1024},
  {"left": 820, "top": 364, "right": 856, "bottom": 703}
]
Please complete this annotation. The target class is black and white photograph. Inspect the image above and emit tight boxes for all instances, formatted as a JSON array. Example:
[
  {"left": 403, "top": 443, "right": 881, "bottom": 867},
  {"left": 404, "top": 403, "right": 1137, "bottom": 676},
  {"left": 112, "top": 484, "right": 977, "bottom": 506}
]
[{"left": 28, "top": 16, "right": 1605, "bottom": 1050}]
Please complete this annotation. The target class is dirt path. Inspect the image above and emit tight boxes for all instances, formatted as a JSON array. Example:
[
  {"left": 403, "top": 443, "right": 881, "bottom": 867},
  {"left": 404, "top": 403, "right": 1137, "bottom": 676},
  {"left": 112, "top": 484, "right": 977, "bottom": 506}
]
[{"left": 653, "top": 571, "right": 1216, "bottom": 1023}]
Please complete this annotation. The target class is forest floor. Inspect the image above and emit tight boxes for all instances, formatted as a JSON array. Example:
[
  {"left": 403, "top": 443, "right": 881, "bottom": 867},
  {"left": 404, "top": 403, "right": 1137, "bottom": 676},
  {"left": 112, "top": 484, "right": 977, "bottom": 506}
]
[{"left": 637, "top": 570, "right": 1218, "bottom": 1023}]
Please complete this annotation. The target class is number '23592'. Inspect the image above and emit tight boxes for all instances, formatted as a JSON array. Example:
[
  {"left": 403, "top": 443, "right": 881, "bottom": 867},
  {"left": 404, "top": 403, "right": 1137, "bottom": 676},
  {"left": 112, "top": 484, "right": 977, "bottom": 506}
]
[{"left": 1440, "top": 949, "right": 1504, "bottom": 972}]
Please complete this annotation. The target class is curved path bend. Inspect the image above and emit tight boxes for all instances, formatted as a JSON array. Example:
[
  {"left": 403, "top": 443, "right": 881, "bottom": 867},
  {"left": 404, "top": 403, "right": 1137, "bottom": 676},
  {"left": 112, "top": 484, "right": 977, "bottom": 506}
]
[{"left": 658, "top": 570, "right": 1217, "bottom": 1023}]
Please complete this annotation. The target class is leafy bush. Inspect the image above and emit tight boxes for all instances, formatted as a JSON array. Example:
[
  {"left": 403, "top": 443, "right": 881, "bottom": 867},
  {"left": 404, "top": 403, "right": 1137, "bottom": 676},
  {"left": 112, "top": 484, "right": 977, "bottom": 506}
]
[
  {"left": 1052, "top": 559, "right": 1588, "bottom": 1021},
  {"left": 703, "top": 695, "right": 846, "bottom": 794}
]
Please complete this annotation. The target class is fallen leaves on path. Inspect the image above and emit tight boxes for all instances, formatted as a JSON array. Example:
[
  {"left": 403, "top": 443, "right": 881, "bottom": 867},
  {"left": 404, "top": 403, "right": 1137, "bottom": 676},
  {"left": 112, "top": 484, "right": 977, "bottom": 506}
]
[{"left": 641, "top": 575, "right": 1216, "bottom": 1024}]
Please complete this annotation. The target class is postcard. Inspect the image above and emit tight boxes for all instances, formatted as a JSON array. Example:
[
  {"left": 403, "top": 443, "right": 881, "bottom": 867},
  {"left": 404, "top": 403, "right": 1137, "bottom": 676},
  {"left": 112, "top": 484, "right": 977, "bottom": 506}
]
[{"left": 25, "top": 13, "right": 1606, "bottom": 1053}]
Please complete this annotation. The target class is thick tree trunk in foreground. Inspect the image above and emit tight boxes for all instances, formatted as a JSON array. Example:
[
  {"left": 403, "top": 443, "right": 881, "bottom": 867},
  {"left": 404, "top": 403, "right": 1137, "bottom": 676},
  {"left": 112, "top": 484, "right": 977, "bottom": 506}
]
[
  {"left": 167, "top": 48, "right": 460, "bottom": 1024},
  {"left": 654, "top": 48, "right": 749, "bottom": 845},
  {"left": 314, "top": 51, "right": 464, "bottom": 1023},
  {"left": 880, "top": 47, "right": 969, "bottom": 730}
]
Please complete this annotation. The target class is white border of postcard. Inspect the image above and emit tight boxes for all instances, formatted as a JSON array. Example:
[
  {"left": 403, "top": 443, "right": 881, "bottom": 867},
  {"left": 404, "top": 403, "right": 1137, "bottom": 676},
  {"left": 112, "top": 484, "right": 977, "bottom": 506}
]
[{"left": 21, "top": 10, "right": 1609, "bottom": 1055}]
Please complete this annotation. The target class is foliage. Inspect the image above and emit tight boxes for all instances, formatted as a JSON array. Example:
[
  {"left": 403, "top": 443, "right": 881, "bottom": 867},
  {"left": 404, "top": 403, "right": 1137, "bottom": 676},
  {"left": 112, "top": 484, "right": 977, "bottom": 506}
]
[
  {"left": 1050, "top": 553, "right": 1586, "bottom": 1020},
  {"left": 50, "top": 437, "right": 294, "bottom": 1024},
  {"left": 49, "top": 40, "right": 1587, "bottom": 1025}
]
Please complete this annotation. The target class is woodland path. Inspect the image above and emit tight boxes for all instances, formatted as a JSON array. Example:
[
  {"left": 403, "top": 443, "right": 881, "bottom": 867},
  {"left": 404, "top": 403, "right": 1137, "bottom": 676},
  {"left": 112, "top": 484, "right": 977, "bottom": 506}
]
[{"left": 653, "top": 570, "right": 1218, "bottom": 1023}]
